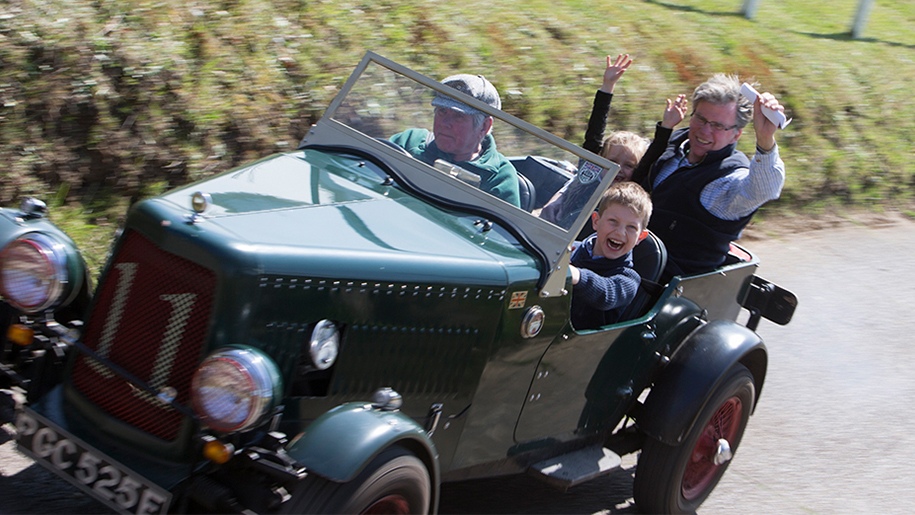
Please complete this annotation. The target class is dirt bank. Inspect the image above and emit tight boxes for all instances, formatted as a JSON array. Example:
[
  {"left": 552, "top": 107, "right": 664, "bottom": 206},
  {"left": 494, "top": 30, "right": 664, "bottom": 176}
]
[{"left": 741, "top": 208, "right": 914, "bottom": 242}]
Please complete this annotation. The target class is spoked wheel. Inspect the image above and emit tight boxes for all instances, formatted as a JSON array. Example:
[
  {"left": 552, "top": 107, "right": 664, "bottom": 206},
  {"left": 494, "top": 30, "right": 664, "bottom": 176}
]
[
  {"left": 681, "top": 395, "right": 743, "bottom": 500},
  {"left": 280, "top": 446, "right": 431, "bottom": 514},
  {"left": 633, "top": 364, "right": 755, "bottom": 514}
]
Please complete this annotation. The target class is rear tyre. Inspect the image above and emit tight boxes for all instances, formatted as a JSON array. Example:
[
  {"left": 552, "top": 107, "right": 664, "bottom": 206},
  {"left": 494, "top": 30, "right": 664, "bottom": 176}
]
[
  {"left": 633, "top": 364, "right": 755, "bottom": 514},
  {"left": 280, "top": 446, "right": 431, "bottom": 514}
]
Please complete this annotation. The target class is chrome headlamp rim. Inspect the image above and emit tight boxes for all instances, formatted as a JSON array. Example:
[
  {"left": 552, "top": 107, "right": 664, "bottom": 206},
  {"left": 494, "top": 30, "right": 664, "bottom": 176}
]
[
  {"left": 190, "top": 347, "right": 280, "bottom": 433},
  {"left": 0, "top": 232, "right": 70, "bottom": 313}
]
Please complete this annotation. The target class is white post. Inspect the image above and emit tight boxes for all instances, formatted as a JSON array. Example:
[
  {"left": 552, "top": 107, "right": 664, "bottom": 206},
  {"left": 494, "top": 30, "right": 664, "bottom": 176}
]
[
  {"left": 742, "top": 0, "right": 760, "bottom": 20},
  {"left": 851, "top": 0, "right": 875, "bottom": 39}
]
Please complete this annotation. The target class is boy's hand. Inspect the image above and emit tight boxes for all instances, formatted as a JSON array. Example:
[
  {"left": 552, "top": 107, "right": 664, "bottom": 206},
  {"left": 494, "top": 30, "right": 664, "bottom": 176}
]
[
  {"left": 570, "top": 264, "right": 581, "bottom": 285},
  {"left": 661, "top": 94, "right": 688, "bottom": 129},
  {"left": 600, "top": 54, "right": 633, "bottom": 94}
]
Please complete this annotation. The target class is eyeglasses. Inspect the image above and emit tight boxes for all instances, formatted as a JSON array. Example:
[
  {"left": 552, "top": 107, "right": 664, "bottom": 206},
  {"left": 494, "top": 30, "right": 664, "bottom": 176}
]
[{"left": 691, "top": 112, "right": 738, "bottom": 132}]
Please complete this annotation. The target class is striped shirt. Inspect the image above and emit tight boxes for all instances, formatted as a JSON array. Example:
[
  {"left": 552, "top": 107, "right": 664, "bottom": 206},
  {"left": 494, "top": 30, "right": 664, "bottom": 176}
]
[{"left": 651, "top": 139, "right": 785, "bottom": 220}]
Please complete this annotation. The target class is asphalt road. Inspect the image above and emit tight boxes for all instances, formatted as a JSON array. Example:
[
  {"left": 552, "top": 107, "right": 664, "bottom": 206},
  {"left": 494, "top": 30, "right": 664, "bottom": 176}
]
[
  {"left": 3, "top": 216, "right": 914, "bottom": 514},
  {"left": 701, "top": 215, "right": 915, "bottom": 514}
]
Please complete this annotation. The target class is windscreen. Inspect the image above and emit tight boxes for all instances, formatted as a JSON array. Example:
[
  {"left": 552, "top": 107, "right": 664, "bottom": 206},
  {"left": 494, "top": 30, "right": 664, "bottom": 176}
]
[
  {"left": 306, "top": 52, "right": 620, "bottom": 296},
  {"left": 325, "top": 56, "right": 618, "bottom": 232}
]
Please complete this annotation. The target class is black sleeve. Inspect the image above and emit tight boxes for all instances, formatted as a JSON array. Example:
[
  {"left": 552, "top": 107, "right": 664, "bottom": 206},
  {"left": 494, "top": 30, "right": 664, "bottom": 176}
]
[
  {"left": 583, "top": 90, "right": 613, "bottom": 155},
  {"left": 631, "top": 122, "right": 673, "bottom": 188}
]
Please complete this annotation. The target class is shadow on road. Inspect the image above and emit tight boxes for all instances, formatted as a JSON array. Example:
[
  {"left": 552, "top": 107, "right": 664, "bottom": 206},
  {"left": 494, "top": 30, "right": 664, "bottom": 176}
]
[
  {"left": 2, "top": 417, "right": 639, "bottom": 515},
  {"left": 439, "top": 466, "right": 638, "bottom": 514},
  {"left": 0, "top": 425, "right": 111, "bottom": 514}
]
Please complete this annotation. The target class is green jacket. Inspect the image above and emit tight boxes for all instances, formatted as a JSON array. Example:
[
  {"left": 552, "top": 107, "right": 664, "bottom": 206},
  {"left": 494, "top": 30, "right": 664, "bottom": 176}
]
[{"left": 390, "top": 128, "right": 521, "bottom": 208}]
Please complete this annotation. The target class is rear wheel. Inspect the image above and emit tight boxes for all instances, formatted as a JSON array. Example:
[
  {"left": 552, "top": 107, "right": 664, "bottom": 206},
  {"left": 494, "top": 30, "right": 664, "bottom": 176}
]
[
  {"left": 280, "top": 446, "right": 431, "bottom": 514},
  {"left": 633, "top": 364, "right": 755, "bottom": 514}
]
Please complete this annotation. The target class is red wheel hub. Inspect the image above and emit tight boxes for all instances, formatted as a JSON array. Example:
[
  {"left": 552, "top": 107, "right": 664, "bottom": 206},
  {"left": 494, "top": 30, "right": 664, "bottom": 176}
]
[
  {"left": 681, "top": 396, "right": 743, "bottom": 500},
  {"left": 362, "top": 494, "right": 411, "bottom": 515}
]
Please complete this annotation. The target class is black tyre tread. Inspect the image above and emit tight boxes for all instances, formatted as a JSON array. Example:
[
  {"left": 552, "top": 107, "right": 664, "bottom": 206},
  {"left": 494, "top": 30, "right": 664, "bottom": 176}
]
[
  {"left": 280, "top": 445, "right": 430, "bottom": 514},
  {"left": 633, "top": 364, "right": 755, "bottom": 514},
  {"left": 281, "top": 472, "right": 340, "bottom": 513}
]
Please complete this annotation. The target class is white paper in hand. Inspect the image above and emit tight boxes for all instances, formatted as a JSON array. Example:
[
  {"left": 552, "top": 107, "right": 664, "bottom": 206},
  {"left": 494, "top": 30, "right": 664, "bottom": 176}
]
[{"left": 740, "top": 83, "right": 791, "bottom": 129}]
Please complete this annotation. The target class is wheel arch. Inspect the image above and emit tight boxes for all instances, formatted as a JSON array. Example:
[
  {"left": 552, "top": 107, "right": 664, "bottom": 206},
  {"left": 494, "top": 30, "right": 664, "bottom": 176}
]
[
  {"left": 637, "top": 319, "right": 767, "bottom": 446},
  {"left": 286, "top": 402, "right": 440, "bottom": 505}
]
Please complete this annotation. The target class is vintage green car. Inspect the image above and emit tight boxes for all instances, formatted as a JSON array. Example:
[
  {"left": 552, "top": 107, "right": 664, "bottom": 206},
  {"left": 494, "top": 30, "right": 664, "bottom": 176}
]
[{"left": 2, "top": 52, "right": 796, "bottom": 514}]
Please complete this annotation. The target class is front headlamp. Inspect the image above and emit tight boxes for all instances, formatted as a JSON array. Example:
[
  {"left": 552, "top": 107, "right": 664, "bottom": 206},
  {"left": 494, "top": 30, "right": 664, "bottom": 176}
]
[
  {"left": 191, "top": 348, "right": 281, "bottom": 433},
  {"left": 0, "top": 233, "right": 72, "bottom": 313}
]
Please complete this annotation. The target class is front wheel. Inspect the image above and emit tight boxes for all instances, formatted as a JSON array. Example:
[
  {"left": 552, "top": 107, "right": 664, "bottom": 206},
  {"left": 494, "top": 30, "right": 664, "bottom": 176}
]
[
  {"left": 280, "top": 446, "right": 431, "bottom": 514},
  {"left": 633, "top": 364, "right": 755, "bottom": 514}
]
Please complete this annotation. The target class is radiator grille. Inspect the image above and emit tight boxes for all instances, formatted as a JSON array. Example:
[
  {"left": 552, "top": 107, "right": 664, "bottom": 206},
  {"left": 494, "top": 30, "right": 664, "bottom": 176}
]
[{"left": 72, "top": 230, "right": 216, "bottom": 441}]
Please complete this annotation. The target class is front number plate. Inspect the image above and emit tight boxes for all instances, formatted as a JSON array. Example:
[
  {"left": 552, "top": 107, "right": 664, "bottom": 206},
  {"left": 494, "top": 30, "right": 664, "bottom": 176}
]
[{"left": 15, "top": 408, "right": 172, "bottom": 515}]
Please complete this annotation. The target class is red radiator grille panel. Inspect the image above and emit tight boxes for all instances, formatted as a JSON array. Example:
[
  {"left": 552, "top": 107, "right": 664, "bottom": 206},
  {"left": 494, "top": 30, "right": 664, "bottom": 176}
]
[{"left": 72, "top": 230, "right": 216, "bottom": 441}]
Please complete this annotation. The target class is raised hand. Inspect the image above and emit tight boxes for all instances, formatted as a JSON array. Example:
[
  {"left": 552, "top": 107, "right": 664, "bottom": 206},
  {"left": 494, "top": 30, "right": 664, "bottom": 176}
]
[
  {"left": 600, "top": 54, "right": 633, "bottom": 93},
  {"left": 753, "top": 91, "right": 784, "bottom": 151},
  {"left": 661, "top": 94, "right": 688, "bottom": 129}
]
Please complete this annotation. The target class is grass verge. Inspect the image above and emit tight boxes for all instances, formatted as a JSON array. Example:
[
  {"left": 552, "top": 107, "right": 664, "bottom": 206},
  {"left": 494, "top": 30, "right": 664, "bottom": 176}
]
[{"left": 1, "top": 0, "right": 913, "bottom": 272}]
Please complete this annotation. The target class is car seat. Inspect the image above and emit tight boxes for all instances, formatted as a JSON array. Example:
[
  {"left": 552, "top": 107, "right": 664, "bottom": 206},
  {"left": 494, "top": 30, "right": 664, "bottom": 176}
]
[
  {"left": 516, "top": 172, "right": 537, "bottom": 212},
  {"left": 618, "top": 230, "right": 667, "bottom": 321},
  {"left": 509, "top": 156, "right": 575, "bottom": 209}
]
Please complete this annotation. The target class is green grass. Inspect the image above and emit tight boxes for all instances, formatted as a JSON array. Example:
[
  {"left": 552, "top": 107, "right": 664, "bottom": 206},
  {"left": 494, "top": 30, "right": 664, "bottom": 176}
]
[{"left": 2, "top": 0, "right": 914, "bottom": 274}]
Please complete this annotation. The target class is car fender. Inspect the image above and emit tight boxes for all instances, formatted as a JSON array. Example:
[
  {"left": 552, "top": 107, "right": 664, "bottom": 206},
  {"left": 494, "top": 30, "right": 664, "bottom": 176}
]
[
  {"left": 286, "top": 402, "right": 439, "bottom": 485},
  {"left": 638, "top": 319, "right": 767, "bottom": 446}
]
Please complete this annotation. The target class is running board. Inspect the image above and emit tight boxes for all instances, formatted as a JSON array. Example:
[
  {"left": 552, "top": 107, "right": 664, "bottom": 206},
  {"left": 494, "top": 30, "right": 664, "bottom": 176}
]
[{"left": 528, "top": 445, "right": 622, "bottom": 490}]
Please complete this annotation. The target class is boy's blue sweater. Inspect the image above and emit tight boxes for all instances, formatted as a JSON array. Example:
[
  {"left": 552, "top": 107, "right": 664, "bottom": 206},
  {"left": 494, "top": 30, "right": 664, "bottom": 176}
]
[{"left": 570, "top": 234, "right": 641, "bottom": 330}]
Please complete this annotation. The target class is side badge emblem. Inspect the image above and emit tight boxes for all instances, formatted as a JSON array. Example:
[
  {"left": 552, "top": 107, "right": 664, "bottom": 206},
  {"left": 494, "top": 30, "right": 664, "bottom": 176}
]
[{"left": 509, "top": 291, "right": 527, "bottom": 310}]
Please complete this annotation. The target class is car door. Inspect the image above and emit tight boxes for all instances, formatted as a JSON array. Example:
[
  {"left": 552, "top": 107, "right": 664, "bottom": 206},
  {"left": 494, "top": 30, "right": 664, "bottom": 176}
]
[{"left": 514, "top": 322, "right": 652, "bottom": 442}]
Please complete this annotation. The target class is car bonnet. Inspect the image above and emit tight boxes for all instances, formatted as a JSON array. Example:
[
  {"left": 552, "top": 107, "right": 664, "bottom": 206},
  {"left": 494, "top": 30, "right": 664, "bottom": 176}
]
[{"left": 154, "top": 152, "right": 530, "bottom": 286}]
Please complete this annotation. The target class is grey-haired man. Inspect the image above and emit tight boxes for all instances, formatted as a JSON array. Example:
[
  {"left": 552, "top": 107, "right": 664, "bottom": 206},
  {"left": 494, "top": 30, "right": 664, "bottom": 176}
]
[
  {"left": 633, "top": 73, "right": 787, "bottom": 279},
  {"left": 390, "top": 74, "right": 520, "bottom": 207}
]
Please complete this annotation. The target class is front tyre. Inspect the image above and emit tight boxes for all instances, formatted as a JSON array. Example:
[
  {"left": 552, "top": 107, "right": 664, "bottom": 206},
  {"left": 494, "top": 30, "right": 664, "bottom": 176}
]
[
  {"left": 280, "top": 446, "right": 431, "bottom": 514},
  {"left": 633, "top": 364, "right": 755, "bottom": 514}
]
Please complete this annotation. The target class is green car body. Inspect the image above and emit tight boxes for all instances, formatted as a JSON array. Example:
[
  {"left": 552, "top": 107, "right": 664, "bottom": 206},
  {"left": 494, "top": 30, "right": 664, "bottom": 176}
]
[{"left": 1, "top": 53, "right": 796, "bottom": 514}]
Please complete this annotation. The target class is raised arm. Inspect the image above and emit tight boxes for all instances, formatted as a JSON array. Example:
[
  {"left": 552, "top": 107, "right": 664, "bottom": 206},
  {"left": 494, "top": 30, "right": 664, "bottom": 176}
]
[
  {"left": 701, "top": 90, "right": 788, "bottom": 220},
  {"left": 631, "top": 94, "right": 688, "bottom": 186},
  {"left": 752, "top": 91, "right": 785, "bottom": 152},
  {"left": 600, "top": 54, "right": 632, "bottom": 94},
  {"left": 662, "top": 94, "right": 688, "bottom": 130},
  {"left": 583, "top": 54, "right": 633, "bottom": 155}
]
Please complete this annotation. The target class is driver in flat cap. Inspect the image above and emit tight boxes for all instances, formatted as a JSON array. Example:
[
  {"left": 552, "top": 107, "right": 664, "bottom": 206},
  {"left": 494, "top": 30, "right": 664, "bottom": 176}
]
[{"left": 391, "top": 74, "right": 520, "bottom": 207}]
